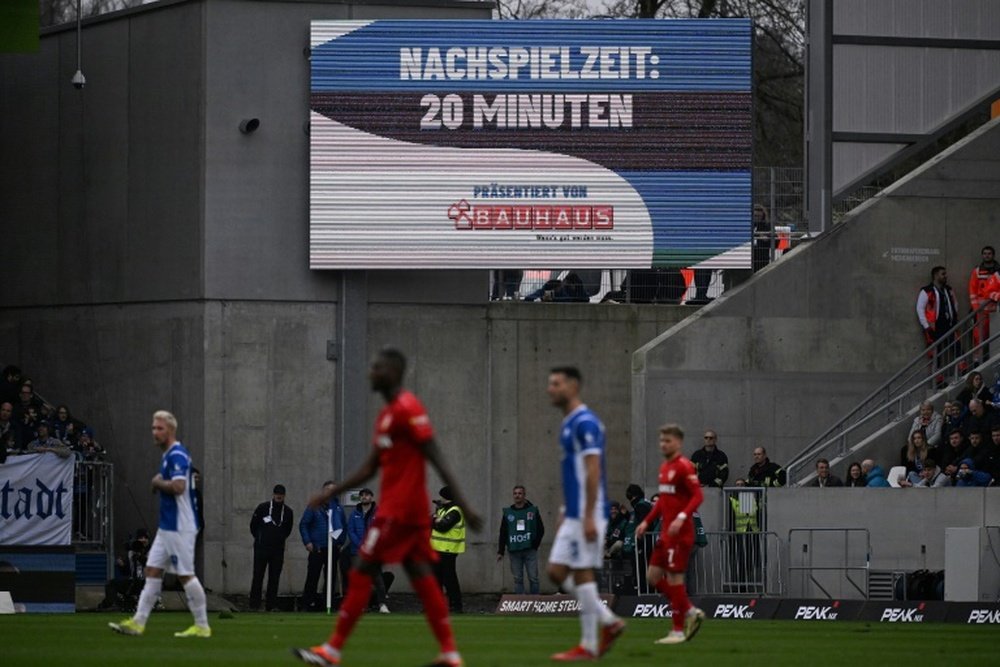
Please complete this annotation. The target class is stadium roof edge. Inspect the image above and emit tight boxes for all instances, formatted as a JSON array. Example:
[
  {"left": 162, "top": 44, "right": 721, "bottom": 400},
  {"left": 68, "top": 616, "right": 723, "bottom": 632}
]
[{"left": 39, "top": 0, "right": 496, "bottom": 37}]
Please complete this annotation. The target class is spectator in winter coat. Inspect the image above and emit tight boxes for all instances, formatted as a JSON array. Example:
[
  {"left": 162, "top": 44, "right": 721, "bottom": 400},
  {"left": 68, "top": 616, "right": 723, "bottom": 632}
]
[
  {"left": 862, "top": 460, "right": 890, "bottom": 488},
  {"left": 298, "top": 481, "right": 346, "bottom": 611}
]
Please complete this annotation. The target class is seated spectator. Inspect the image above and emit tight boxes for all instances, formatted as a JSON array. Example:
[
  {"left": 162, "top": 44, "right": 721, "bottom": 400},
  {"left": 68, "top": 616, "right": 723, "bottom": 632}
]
[
  {"left": 862, "top": 459, "right": 890, "bottom": 487},
  {"left": 807, "top": 458, "right": 843, "bottom": 487},
  {"left": 899, "top": 459, "right": 951, "bottom": 488},
  {"left": 964, "top": 430, "right": 999, "bottom": 479},
  {"left": 942, "top": 400, "right": 966, "bottom": 436},
  {"left": 901, "top": 430, "right": 935, "bottom": 474},
  {"left": 747, "top": 447, "right": 786, "bottom": 487},
  {"left": 15, "top": 407, "right": 41, "bottom": 450},
  {"left": 909, "top": 401, "right": 943, "bottom": 448},
  {"left": 953, "top": 458, "right": 992, "bottom": 487},
  {"left": 690, "top": 430, "right": 729, "bottom": 487},
  {"left": 844, "top": 461, "right": 867, "bottom": 487},
  {"left": 965, "top": 399, "right": 997, "bottom": 441},
  {"left": 939, "top": 429, "right": 969, "bottom": 470},
  {"left": 957, "top": 372, "right": 992, "bottom": 408},
  {"left": 1, "top": 365, "right": 22, "bottom": 404},
  {"left": 27, "top": 422, "right": 71, "bottom": 458}
]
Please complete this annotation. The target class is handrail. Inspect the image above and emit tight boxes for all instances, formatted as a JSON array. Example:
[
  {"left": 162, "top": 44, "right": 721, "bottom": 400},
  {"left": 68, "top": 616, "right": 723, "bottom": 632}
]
[{"left": 786, "top": 298, "right": 995, "bottom": 483}]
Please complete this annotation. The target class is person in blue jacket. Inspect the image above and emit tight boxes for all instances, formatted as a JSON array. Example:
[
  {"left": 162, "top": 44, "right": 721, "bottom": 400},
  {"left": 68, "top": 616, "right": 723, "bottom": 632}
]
[
  {"left": 862, "top": 460, "right": 891, "bottom": 487},
  {"left": 954, "top": 458, "right": 993, "bottom": 487},
  {"left": 298, "top": 480, "right": 346, "bottom": 611},
  {"left": 341, "top": 487, "right": 389, "bottom": 613}
]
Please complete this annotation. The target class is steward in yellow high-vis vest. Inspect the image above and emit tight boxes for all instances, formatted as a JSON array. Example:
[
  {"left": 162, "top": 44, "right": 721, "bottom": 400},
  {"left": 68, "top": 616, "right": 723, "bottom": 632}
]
[{"left": 431, "top": 486, "right": 465, "bottom": 612}]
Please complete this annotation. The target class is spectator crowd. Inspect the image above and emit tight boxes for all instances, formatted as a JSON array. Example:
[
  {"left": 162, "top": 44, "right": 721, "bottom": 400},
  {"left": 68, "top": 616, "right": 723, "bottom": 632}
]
[{"left": 1, "top": 364, "right": 105, "bottom": 463}]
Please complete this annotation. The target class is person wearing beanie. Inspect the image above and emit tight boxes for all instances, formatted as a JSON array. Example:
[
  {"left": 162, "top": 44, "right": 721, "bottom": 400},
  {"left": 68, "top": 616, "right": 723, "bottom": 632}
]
[{"left": 249, "top": 484, "right": 294, "bottom": 611}]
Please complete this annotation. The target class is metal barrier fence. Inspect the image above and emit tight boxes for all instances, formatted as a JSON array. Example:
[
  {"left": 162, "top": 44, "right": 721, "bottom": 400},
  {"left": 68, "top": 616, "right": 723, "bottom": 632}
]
[
  {"left": 73, "top": 461, "right": 115, "bottom": 581},
  {"left": 622, "top": 529, "right": 784, "bottom": 597}
]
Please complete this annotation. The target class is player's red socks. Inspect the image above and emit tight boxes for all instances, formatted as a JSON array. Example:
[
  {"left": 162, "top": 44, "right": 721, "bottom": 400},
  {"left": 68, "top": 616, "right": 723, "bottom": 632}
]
[
  {"left": 329, "top": 569, "right": 374, "bottom": 650},
  {"left": 667, "top": 583, "right": 692, "bottom": 632},
  {"left": 412, "top": 572, "right": 457, "bottom": 653},
  {"left": 654, "top": 580, "right": 691, "bottom": 632}
]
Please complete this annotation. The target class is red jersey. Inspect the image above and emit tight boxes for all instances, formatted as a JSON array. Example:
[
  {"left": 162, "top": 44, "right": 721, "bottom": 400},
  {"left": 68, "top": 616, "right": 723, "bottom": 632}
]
[
  {"left": 646, "top": 455, "right": 703, "bottom": 530},
  {"left": 372, "top": 390, "right": 434, "bottom": 527}
]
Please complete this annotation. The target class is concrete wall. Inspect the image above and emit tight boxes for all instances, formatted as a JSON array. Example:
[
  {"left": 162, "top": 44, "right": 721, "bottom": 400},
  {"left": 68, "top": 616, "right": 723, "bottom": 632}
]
[{"left": 633, "top": 117, "right": 1000, "bottom": 488}]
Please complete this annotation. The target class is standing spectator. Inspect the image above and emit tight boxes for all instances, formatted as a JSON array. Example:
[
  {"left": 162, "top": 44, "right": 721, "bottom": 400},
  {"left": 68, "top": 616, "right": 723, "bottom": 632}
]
[
  {"left": 77, "top": 427, "right": 105, "bottom": 461},
  {"left": 751, "top": 204, "right": 772, "bottom": 273},
  {"left": 298, "top": 481, "right": 346, "bottom": 612},
  {"left": 957, "top": 372, "right": 993, "bottom": 408},
  {"left": 807, "top": 458, "right": 843, "bottom": 487},
  {"left": 621, "top": 484, "right": 652, "bottom": 564},
  {"left": 27, "top": 422, "right": 71, "bottom": 458},
  {"left": 968, "top": 246, "right": 999, "bottom": 363},
  {"left": 916, "top": 266, "right": 961, "bottom": 386},
  {"left": 861, "top": 459, "right": 891, "bottom": 488},
  {"left": 746, "top": 447, "right": 786, "bottom": 487},
  {"left": 943, "top": 400, "right": 966, "bottom": 436},
  {"left": 900, "top": 430, "right": 934, "bottom": 475},
  {"left": 965, "top": 399, "right": 997, "bottom": 441},
  {"left": 909, "top": 401, "right": 943, "bottom": 448},
  {"left": 0, "top": 365, "right": 22, "bottom": 404},
  {"left": 604, "top": 501, "right": 628, "bottom": 558},
  {"left": 496, "top": 484, "right": 545, "bottom": 595},
  {"left": 939, "top": 429, "right": 969, "bottom": 471},
  {"left": 50, "top": 405, "right": 82, "bottom": 443},
  {"left": 844, "top": 462, "right": 866, "bottom": 487},
  {"left": 431, "top": 486, "right": 466, "bottom": 614},
  {"left": 0, "top": 401, "right": 13, "bottom": 443},
  {"left": 13, "top": 383, "right": 43, "bottom": 422},
  {"left": 341, "top": 488, "right": 388, "bottom": 613},
  {"left": 249, "top": 484, "right": 294, "bottom": 611},
  {"left": 690, "top": 430, "right": 729, "bottom": 487}
]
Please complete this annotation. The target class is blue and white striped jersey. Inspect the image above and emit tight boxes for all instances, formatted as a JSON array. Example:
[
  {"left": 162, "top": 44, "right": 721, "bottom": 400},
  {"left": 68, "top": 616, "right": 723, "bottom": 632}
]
[
  {"left": 158, "top": 441, "right": 200, "bottom": 533},
  {"left": 559, "top": 405, "right": 608, "bottom": 520}
]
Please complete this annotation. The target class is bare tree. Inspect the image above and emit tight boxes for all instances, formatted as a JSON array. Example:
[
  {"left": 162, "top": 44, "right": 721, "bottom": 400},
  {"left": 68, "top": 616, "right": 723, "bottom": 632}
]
[
  {"left": 498, "top": 0, "right": 805, "bottom": 166},
  {"left": 40, "top": 0, "right": 144, "bottom": 27}
]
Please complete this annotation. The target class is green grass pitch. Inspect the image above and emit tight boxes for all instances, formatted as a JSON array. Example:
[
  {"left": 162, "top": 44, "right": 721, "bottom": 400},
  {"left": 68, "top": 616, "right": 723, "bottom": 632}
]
[{"left": 2, "top": 612, "right": 998, "bottom": 666}]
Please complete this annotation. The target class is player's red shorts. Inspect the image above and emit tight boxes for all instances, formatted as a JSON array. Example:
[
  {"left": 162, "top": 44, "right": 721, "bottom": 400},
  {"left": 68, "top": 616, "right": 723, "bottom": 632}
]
[
  {"left": 359, "top": 515, "right": 437, "bottom": 565},
  {"left": 649, "top": 525, "right": 695, "bottom": 573}
]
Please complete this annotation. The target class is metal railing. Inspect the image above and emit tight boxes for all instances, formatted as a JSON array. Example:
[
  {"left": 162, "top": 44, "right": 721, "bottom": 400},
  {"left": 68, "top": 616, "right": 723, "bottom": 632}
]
[
  {"left": 630, "top": 529, "right": 784, "bottom": 597},
  {"left": 786, "top": 300, "right": 998, "bottom": 485},
  {"left": 787, "top": 528, "right": 871, "bottom": 600},
  {"left": 73, "top": 460, "right": 115, "bottom": 581}
]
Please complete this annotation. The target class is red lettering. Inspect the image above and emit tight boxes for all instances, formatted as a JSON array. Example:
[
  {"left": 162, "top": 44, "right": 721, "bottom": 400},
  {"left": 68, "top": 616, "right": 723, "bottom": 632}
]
[
  {"left": 594, "top": 205, "right": 614, "bottom": 229},
  {"left": 534, "top": 206, "right": 553, "bottom": 229},
  {"left": 512, "top": 206, "right": 533, "bottom": 229},
  {"left": 473, "top": 207, "right": 492, "bottom": 229},
  {"left": 553, "top": 206, "right": 572, "bottom": 229}
]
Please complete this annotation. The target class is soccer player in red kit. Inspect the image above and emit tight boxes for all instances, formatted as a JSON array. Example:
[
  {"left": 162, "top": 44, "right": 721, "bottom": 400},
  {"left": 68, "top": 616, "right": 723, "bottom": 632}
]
[
  {"left": 635, "top": 423, "right": 706, "bottom": 645},
  {"left": 293, "top": 349, "right": 482, "bottom": 667}
]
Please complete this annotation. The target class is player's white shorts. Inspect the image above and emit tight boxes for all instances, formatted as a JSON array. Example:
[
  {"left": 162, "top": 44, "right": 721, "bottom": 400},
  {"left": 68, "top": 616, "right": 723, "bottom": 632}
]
[
  {"left": 549, "top": 517, "right": 607, "bottom": 570},
  {"left": 146, "top": 529, "right": 197, "bottom": 576}
]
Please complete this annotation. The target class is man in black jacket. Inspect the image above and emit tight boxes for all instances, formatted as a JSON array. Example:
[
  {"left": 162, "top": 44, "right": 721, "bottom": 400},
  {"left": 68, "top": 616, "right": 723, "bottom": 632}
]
[
  {"left": 690, "top": 430, "right": 730, "bottom": 487},
  {"left": 746, "top": 447, "right": 786, "bottom": 487},
  {"left": 249, "top": 484, "right": 294, "bottom": 611},
  {"left": 496, "top": 485, "right": 545, "bottom": 594}
]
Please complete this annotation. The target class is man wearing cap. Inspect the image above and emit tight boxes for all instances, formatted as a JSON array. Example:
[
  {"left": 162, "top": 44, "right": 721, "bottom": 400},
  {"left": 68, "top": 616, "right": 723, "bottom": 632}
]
[
  {"left": 249, "top": 484, "right": 294, "bottom": 611},
  {"left": 431, "top": 486, "right": 465, "bottom": 613},
  {"left": 27, "top": 421, "right": 71, "bottom": 458},
  {"left": 299, "top": 480, "right": 347, "bottom": 612}
]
